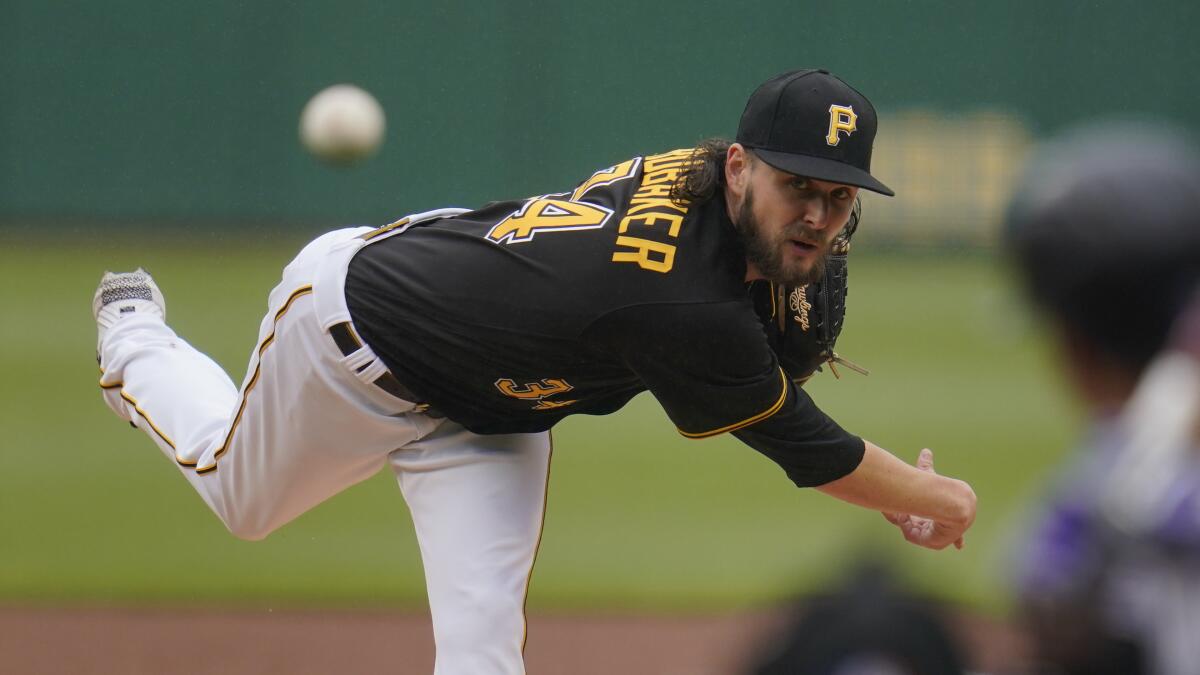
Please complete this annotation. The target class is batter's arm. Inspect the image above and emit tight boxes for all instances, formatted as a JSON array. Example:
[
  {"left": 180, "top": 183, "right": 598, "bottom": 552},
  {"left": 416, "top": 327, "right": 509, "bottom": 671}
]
[{"left": 816, "top": 442, "right": 977, "bottom": 550}]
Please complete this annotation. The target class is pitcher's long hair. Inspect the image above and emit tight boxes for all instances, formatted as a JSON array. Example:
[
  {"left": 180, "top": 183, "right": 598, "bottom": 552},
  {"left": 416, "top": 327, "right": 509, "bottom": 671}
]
[{"left": 669, "top": 138, "right": 735, "bottom": 207}]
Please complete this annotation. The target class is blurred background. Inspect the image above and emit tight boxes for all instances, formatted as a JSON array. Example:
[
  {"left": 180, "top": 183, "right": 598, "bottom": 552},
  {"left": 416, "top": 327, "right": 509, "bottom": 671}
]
[{"left": 2, "top": 1, "right": 1198, "bottom": 672}]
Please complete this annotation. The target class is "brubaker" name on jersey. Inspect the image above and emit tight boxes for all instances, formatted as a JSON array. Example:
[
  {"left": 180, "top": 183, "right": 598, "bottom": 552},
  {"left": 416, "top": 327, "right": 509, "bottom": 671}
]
[{"left": 611, "top": 148, "right": 694, "bottom": 273}]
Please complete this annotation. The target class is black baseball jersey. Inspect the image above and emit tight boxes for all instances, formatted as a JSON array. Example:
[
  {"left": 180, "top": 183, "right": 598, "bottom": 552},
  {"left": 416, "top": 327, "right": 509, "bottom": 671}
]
[{"left": 344, "top": 149, "right": 864, "bottom": 486}]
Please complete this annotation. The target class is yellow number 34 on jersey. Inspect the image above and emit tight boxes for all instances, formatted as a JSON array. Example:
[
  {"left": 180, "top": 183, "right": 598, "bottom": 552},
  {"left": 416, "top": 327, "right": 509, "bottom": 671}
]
[
  {"left": 485, "top": 198, "right": 614, "bottom": 244},
  {"left": 484, "top": 158, "right": 641, "bottom": 245}
]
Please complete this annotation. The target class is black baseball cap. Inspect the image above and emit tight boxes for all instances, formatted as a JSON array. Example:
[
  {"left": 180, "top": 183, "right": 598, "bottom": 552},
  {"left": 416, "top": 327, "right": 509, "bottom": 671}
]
[{"left": 737, "top": 69, "right": 894, "bottom": 196}]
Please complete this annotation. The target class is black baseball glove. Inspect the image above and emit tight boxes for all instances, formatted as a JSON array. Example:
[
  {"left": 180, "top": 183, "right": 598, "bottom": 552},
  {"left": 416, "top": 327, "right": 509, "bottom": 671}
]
[{"left": 755, "top": 199, "right": 868, "bottom": 385}]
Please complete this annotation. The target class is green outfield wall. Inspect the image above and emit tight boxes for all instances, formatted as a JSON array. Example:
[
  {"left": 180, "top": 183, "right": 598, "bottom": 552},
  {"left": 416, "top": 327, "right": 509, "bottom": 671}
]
[{"left": 2, "top": 1, "right": 1197, "bottom": 231}]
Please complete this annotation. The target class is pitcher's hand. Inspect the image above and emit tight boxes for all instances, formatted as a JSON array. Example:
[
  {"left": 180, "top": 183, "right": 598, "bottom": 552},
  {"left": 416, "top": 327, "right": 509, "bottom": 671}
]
[{"left": 882, "top": 449, "right": 974, "bottom": 550}]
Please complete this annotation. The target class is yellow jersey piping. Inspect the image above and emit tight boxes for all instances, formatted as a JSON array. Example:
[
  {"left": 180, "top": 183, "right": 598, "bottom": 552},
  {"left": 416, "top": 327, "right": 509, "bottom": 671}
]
[
  {"left": 194, "top": 285, "right": 313, "bottom": 474},
  {"left": 361, "top": 218, "right": 410, "bottom": 241},
  {"left": 676, "top": 368, "right": 789, "bottom": 439},
  {"left": 98, "top": 371, "right": 182, "bottom": 459},
  {"left": 520, "top": 432, "right": 553, "bottom": 654}
]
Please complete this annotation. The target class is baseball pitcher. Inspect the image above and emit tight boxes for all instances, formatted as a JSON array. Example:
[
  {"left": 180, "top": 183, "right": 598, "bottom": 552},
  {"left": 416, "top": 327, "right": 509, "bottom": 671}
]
[{"left": 92, "top": 69, "right": 977, "bottom": 675}]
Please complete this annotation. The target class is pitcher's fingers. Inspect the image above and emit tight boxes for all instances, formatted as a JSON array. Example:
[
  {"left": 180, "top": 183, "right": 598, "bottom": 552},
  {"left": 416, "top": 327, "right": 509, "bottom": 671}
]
[
  {"left": 917, "top": 448, "right": 935, "bottom": 472},
  {"left": 954, "top": 535, "right": 965, "bottom": 550}
]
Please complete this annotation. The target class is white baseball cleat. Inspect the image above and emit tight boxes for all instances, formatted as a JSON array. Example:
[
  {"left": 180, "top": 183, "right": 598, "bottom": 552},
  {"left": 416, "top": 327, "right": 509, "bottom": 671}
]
[{"left": 93, "top": 268, "right": 167, "bottom": 352}]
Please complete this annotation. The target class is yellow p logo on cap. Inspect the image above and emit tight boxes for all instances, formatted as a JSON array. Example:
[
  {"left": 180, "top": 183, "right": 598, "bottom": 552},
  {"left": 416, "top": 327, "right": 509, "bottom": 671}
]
[{"left": 826, "top": 105, "right": 857, "bottom": 146}]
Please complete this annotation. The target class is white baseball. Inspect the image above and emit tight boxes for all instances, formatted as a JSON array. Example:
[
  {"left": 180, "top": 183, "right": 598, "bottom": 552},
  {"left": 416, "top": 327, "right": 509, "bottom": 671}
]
[{"left": 299, "top": 84, "right": 386, "bottom": 165}]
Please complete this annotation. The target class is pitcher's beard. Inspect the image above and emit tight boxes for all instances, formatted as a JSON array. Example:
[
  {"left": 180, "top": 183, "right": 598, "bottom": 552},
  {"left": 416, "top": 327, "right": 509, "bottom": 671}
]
[{"left": 733, "top": 189, "right": 827, "bottom": 287}]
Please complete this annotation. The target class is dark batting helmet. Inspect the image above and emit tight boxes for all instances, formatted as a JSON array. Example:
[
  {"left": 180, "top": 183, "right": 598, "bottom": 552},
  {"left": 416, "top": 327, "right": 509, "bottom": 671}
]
[{"left": 1004, "top": 121, "right": 1200, "bottom": 371}]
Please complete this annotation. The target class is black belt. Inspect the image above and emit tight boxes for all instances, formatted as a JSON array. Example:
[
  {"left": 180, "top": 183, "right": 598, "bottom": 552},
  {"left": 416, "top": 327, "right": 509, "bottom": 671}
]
[{"left": 329, "top": 322, "right": 442, "bottom": 417}]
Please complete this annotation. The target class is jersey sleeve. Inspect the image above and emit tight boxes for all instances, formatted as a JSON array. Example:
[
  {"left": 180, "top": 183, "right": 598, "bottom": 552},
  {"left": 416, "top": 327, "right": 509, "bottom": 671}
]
[
  {"left": 732, "top": 386, "right": 865, "bottom": 486},
  {"left": 586, "top": 300, "right": 864, "bottom": 486}
]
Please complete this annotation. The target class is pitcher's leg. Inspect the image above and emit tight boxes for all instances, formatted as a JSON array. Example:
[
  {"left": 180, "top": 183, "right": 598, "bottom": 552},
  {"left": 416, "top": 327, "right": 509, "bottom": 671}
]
[
  {"left": 94, "top": 228, "right": 421, "bottom": 540},
  {"left": 197, "top": 285, "right": 424, "bottom": 540},
  {"left": 96, "top": 276, "right": 243, "bottom": 522},
  {"left": 100, "top": 315, "right": 239, "bottom": 457},
  {"left": 391, "top": 426, "right": 553, "bottom": 675}
]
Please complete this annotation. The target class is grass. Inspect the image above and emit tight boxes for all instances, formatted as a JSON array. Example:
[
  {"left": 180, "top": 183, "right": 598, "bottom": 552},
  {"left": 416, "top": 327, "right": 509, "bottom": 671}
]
[{"left": 0, "top": 231, "right": 1079, "bottom": 615}]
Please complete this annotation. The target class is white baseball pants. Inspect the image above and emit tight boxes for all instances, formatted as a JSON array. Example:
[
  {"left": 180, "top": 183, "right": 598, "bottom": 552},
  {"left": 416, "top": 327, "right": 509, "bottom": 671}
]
[{"left": 97, "top": 221, "right": 552, "bottom": 675}]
